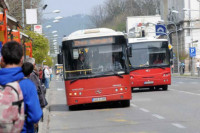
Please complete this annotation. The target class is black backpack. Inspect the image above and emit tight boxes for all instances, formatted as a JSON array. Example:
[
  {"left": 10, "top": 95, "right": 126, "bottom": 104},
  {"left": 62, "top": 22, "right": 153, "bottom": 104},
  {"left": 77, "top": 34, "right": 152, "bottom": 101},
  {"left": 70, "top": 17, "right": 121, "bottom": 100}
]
[{"left": 42, "top": 69, "right": 45, "bottom": 83}]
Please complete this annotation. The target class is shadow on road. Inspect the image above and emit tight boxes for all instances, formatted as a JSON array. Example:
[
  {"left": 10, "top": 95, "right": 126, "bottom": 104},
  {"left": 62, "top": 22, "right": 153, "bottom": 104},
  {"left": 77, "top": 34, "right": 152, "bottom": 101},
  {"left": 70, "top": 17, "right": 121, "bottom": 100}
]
[
  {"left": 49, "top": 104, "right": 68, "bottom": 112},
  {"left": 49, "top": 101, "right": 130, "bottom": 112},
  {"left": 132, "top": 88, "right": 166, "bottom": 93}
]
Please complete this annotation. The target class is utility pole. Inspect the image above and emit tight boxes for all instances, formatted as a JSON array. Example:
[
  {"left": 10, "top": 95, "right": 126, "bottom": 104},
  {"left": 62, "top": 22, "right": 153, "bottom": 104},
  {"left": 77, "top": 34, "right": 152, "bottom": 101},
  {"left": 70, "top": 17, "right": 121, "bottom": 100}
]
[
  {"left": 21, "top": 0, "right": 24, "bottom": 28},
  {"left": 189, "top": 0, "right": 195, "bottom": 76}
]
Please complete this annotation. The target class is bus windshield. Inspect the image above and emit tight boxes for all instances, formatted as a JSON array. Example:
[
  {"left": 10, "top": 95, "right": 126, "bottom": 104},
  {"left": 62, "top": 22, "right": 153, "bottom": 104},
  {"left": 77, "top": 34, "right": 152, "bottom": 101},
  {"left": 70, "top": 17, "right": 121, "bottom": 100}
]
[
  {"left": 129, "top": 41, "right": 170, "bottom": 69},
  {"left": 63, "top": 37, "right": 127, "bottom": 79}
]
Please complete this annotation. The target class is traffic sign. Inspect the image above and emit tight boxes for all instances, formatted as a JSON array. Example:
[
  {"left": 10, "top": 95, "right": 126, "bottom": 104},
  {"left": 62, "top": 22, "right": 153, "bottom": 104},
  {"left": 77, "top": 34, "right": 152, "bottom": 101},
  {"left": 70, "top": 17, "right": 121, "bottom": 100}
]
[
  {"left": 189, "top": 47, "right": 196, "bottom": 57},
  {"left": 155, "top": 24, "right": 166, "bottom": 36}
]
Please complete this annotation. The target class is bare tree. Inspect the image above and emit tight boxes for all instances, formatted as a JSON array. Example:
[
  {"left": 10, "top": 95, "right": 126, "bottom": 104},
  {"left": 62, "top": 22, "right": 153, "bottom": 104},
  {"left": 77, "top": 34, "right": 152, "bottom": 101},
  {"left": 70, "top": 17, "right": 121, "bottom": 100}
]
[
  {"left": 6, "top": 0, "right": 43, "bottom": 28},
  {"left": 90, "top": 0, "right": 160, "bottom": 30},
  {"left": 90, "top": 5, "right": 107, "bottom": 27}
]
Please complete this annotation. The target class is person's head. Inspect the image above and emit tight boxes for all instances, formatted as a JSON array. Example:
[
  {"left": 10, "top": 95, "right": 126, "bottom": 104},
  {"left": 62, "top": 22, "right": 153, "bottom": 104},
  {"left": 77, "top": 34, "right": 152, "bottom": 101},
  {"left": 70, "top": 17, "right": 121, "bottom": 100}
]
[
  {"left": 25, "top": 57, "right": 35, "bottom": 66},
  {"left": 22, "top": 62, "right": 34, "bottom": 77},
  {"left": 1, "top": 41, "right": 23, "bottom": 68},
  {"left": 39, "top": 67, "right": 42, "bottom": 71},
  {"left": 79, "top": 54, "right": 84, "bottom": 61}
]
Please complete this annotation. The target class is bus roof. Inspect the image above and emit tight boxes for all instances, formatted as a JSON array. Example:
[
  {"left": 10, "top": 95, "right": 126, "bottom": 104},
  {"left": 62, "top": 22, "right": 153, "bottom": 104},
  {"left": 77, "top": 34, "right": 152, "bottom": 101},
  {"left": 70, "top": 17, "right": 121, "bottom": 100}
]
[
  {"left": 63, "top": 28, "right": 124, "bottom": 41},
  {"left": 128, "top": 37, "right": 168, "bottom": 43}
]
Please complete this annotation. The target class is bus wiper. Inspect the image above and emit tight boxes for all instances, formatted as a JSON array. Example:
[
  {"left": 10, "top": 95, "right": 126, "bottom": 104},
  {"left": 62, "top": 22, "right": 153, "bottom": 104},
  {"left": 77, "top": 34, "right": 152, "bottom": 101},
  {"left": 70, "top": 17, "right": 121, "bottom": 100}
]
[
  {"left": 70, "top": 76, "right": 90, "bottom": 84},
  {"left": 70, "top": 78, "right": 82, "bottom": 84},
  {"left": 130, "top": 67, "right": 140, "bottom": 71},
  {"left": 107, "top": 70, "right": 123, "bottom": 78},
  {"left": 152, "top": 65, "right": 165, "bottom": 69}
]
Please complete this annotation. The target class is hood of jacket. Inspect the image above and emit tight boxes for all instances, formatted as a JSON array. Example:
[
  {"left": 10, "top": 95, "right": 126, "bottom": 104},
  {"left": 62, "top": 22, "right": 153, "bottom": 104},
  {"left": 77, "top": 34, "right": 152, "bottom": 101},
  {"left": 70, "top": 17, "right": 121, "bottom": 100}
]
[{"left": 0, "top": 67, "right": 24, "bottom": 86}]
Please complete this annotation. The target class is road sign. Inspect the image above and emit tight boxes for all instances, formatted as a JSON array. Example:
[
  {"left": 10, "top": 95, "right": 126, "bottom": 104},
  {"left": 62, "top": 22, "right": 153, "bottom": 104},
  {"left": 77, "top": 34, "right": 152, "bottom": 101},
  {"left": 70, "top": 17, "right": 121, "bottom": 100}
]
[
  {"left": 189, "top": 47, "right": 196, "bottom": 57},
  {"left": 155, "top": 24, "right": 166, "bottom": 36},
  {"left": 34, "top": 25, "right": 42, "bottom": 34}
]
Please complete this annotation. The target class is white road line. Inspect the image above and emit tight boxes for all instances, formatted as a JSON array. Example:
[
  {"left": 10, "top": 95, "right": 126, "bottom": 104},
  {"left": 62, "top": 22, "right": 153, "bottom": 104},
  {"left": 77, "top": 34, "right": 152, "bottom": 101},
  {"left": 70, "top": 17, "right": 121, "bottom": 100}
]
[
  {"left": 57, "top": 88, "right": 64, "bottom": 91},
  {"left": 139, "top": 108, "right": 150, "bottom": 113},
  {"left": 152, "top": 114, "right": 165, "bottom": 120},
  {"left": 131, "top": 104, "right": 137, "bottom": 107},
  {"left": 170, "top": 89, "right": 200, "bottom": 96},
  {"left": 172, "top": 123, "right": 186, "bottom": 129},
  {"left": 177, "top": 82, "right": 184, "bottom": 84}
]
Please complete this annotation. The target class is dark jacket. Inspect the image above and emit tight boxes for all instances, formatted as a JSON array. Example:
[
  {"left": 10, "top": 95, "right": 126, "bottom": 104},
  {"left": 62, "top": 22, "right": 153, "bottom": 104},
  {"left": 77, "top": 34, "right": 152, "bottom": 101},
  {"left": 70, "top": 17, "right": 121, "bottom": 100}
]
[
  {"left": 0, "top": 67, "right": 42, "bottom": 133},
  {"left": 29, "top": 71, "right": 47, "bottom": 107}
]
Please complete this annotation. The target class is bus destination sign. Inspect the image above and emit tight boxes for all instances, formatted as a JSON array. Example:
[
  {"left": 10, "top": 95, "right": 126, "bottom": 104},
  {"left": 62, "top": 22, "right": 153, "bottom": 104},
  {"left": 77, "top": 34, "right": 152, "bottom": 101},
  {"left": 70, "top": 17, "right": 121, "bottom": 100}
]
[{"left": 73, "top": 37, "right": 114, "bottom": 47}]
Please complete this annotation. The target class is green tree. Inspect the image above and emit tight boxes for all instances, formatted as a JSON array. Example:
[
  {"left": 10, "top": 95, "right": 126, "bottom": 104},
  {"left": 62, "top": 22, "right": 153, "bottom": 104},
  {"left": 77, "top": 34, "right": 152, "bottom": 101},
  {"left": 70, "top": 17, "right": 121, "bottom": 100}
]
[
  {"left": 25, "top": 29, "right": 49, "bottom": 64},
  {"left": 44, "top": 55, "right": 53, "bottom": 67}
]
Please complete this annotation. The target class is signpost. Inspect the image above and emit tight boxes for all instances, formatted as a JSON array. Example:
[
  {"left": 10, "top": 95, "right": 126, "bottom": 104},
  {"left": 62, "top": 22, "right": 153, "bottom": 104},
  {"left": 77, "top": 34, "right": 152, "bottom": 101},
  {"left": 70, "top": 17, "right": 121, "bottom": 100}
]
[
  {"left": 155, "top": 24, "right": 166, "bottom": 36},
  {"left": 189, "top": 47, "right": 196, "bottom": 57}
]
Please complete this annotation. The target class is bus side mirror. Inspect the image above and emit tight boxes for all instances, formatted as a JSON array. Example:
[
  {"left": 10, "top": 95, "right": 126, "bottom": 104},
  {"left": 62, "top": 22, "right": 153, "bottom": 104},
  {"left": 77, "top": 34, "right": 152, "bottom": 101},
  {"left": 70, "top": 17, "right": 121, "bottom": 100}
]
[
  {"left": 57, "top": 53, "right": 63, "bottom": 64},
  {"left": 127, "top": 47, "right": 132, "bottom": 57}
]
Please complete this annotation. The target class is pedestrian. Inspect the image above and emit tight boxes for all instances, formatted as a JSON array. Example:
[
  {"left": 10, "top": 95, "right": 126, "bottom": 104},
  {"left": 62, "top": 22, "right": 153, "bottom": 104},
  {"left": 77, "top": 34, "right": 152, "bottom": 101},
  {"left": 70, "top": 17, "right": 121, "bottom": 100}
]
[
  {"left": 0, "top": 41, "right": 42, "bottom": 133},
  {"left": 171, "top": 64, "right": 174, "bottom": 73},
  {"left": 22, "top": 62, "right": 34, "bottom": 77},
  {"left": 49, "top": 67, "right": 53, "bottom": 81},
  {"left": 44, "top": 65, "right": 50, "bottom": 89},
  {"left": 39, "top": 67, "right": 43, "bottom": 84},
  {"left": 25, "top": 58, "right": 48, "bottom": 130},
  {"left": 196, "top": 60, "right": 200, "bottom": 76}
]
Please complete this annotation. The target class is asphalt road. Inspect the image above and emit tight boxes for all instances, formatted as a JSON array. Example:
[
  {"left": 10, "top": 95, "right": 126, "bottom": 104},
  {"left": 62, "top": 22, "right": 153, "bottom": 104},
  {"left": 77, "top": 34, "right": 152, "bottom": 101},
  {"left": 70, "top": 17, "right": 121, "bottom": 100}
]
[{"left": 39, "top": 76, "right": 200, "bottom": 133}]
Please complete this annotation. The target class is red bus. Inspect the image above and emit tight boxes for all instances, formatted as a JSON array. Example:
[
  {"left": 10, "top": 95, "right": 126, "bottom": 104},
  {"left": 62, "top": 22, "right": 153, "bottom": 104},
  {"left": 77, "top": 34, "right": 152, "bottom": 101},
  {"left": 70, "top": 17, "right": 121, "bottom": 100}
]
[
  {"left": 58, "top": 28, "right": 132, "bottom": 110},
  {"left": 128, "top": 38, "right": 171, "bottom": 91}
]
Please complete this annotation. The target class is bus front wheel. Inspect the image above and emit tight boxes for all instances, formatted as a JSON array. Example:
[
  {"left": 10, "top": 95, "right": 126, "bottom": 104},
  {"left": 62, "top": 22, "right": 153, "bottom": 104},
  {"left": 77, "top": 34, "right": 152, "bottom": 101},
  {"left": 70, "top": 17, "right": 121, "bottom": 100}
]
[{"left": 121, "top": 100, "right": 130, "bottom": 107}]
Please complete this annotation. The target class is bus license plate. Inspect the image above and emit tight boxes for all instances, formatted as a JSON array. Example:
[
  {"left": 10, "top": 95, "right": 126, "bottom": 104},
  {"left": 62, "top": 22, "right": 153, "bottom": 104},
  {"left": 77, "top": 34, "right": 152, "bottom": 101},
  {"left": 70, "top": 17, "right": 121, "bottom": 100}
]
[
  {"left": 92, "top": 97, "right": 106, "bottom": 102},
  {"left": 144, "top": 81, "right": 154, "bottom": 85}
]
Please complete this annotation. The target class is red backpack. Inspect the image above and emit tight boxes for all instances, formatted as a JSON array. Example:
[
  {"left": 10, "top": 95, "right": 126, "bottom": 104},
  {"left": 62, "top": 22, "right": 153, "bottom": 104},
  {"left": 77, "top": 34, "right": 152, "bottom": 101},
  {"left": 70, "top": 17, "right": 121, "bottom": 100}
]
[{"left": 0, "top": 81, "right": 25, "bottom": 133}]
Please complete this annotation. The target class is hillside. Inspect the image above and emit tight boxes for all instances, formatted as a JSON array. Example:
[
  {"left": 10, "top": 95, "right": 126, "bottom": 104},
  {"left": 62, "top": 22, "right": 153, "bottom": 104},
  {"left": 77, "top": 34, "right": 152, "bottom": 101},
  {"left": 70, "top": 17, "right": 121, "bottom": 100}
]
[{"left": 43, "top": 14, "right": 93, "bottom": 44}]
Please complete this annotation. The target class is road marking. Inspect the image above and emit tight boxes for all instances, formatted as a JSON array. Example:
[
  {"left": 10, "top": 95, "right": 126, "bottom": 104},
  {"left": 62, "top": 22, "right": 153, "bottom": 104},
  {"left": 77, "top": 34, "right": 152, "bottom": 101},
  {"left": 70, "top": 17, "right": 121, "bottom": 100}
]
[
  {"left": 191, "top": 82, "right": 199, "bottom": 84},
  {"left": 152, "top": 114, "right": 165, "bottom": 120},
  {"left": 131, "top": 104, "right": 137, "bottom": 107},
  {"left": 57, "top": 88, "right": 64, "bottom": 91},
  {"left": 172, "top": 123, "right": 186, "bottom": 129},
  {"left": 170, "top": 89, "right": 200, "bottom": 96},
  {"left": 177, "top": 82, "right": 184, "bottom": 84},
  {"left": 139, "top": 108, "right": 150, "bottom": 113}
]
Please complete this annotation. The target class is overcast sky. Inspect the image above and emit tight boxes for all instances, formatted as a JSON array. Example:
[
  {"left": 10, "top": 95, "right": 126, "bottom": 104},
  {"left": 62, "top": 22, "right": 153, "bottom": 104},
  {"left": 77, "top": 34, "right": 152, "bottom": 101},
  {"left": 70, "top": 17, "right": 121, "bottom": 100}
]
[{"left": 43, "top": 0, "right": 106, "bottom": 18}]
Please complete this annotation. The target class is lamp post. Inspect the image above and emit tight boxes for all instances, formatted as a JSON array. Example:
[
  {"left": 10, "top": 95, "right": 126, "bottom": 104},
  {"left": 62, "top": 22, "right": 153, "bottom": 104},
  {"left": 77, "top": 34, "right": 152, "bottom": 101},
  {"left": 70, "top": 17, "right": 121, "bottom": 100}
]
[
  {"left": 159, "top": 19, "right": 180, "bottom": 73},
  {"left": 21, "top": 0, "right": 24, "bottom": 28}
]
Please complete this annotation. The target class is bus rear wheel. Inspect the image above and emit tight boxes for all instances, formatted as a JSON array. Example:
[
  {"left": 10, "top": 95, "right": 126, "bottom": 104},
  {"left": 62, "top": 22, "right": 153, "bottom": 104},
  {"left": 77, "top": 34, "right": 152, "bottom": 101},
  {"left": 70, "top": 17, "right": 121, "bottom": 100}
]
[
  {"left": 121, "top": 100, "right": 130, "bottom": 107},
  {"left": 149, "top": 87, "right": 154, "bottom": 91},
  {"left": 69, "top": 105, "right": 79, "bottom": 111},
  {"left": 162, "top": 85, "right": 168, "bottom": 91}
]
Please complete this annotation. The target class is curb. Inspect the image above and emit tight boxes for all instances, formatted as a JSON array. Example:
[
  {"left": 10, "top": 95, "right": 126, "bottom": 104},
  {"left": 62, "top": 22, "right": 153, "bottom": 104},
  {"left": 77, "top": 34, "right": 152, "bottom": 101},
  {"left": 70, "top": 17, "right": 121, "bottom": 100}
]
[{"left": 38, "top": 88, "right": 51, "bottom": 133}]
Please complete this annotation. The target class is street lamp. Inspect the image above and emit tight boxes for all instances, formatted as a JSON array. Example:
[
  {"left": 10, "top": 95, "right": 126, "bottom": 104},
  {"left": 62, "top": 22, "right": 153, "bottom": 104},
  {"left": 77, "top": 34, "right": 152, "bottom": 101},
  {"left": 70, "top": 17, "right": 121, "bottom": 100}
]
[
  {"left": 159, "top": 19, "right": 180, "bottom": 73},
  {"left": 55, "top": 16, "right": 63, "bottom": 20},
  {"left": 46, "top": 25, "right": 52, "bottom": 28},
  {"left": 52, "top": 30, "right": 58, "bottom": 34},
  {"left": 44, "top": 9, "right": 61, "bottom": 14},
  {"left": 53, "top": 20, "right": 59, "bottom": 23}
]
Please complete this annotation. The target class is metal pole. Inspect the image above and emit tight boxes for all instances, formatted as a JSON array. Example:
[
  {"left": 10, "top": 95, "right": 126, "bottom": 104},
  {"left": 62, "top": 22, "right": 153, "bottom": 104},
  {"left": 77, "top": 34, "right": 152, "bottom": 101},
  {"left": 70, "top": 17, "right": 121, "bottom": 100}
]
[
  {"left": 22, "top": 0, "right": 24, "bottom": 28},
  {"left": 30, "top": 0, "right": 33, "bottom": 31},
  {"left": 168, "top": 21, "right": 180, "bottom": 74},
  {"left": 189, "top": 0, "right": 195, "bottom": 76},
  {"left": 175, "top": 24, "right": 180, "bottom": 74}
]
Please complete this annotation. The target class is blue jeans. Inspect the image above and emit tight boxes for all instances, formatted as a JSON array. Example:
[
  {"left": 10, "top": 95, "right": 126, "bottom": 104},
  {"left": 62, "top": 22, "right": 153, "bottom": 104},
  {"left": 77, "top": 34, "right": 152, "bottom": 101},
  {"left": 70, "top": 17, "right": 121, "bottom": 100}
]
[{"left": 45, "top": 78, "right": 50, "bottom": 89}]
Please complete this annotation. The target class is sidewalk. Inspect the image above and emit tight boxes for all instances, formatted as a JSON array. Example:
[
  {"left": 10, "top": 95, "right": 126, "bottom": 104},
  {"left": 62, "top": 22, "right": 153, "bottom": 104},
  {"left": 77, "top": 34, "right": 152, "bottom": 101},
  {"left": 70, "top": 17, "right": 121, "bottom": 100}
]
[
  {"left": 38, "top": 76, "right": 66, "bottom": 133},
  {"left": 38, "top": 88, "right": 50, "bottom": 133},
  {"left": 172, "top": 72, "right": 200, "bottom": 79}
]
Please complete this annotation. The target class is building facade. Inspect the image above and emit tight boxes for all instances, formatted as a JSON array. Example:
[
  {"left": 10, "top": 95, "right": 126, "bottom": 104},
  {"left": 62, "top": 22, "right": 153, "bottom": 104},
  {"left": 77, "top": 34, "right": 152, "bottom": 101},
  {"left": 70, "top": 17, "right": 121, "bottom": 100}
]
[{"left": 160, "top": 0, "right": 200, "bottom": 73}]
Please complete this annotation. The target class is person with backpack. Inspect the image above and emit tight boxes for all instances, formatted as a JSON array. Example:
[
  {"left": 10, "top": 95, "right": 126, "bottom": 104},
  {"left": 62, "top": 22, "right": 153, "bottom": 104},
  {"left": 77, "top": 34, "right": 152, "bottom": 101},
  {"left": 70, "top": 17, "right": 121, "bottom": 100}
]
[{"left": 0, "top": 41, "right": 42, "bottom": 133}]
